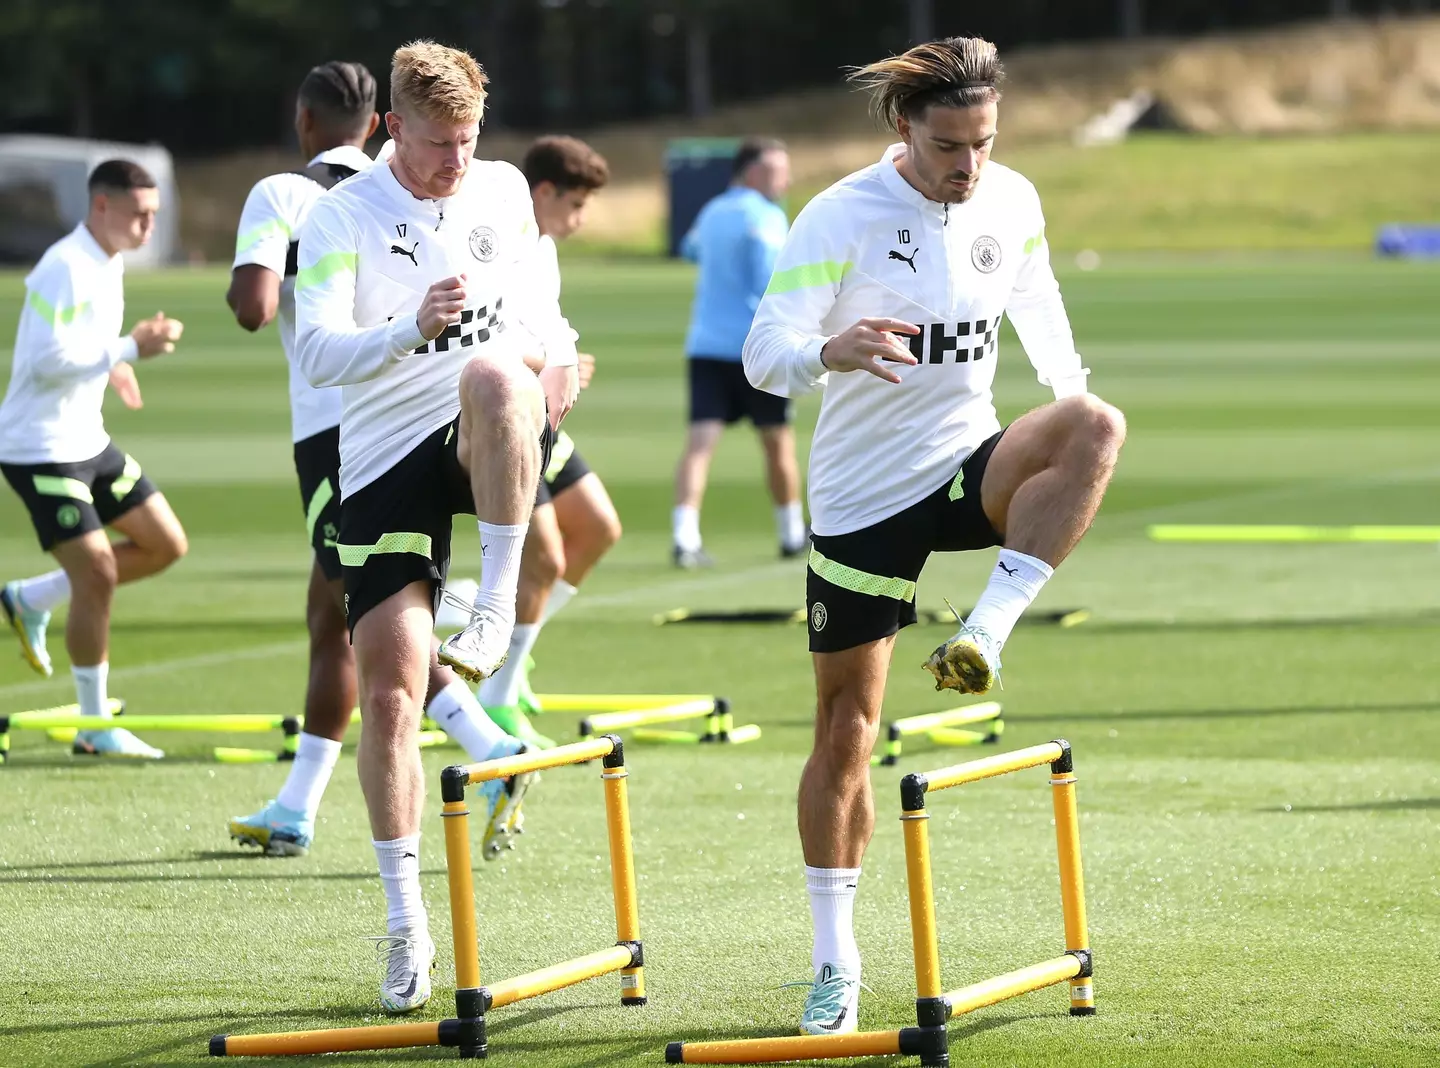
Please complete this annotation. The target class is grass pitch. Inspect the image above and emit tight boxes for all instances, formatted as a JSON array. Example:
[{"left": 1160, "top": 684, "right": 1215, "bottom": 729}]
[{"left": 1, "top": 256, "right": 1438, "bottom": 1066}]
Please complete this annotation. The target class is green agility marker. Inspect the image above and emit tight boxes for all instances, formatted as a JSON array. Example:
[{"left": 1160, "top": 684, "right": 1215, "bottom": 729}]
[{"left": 1148, "top": 525, "right": 1440, "bottom": 543}]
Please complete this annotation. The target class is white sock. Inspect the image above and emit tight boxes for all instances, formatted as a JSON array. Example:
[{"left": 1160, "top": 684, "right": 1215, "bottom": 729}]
[
  {"left": 72, "top": 662, "right": 110, "bottom": 719},
  {"left": 540, "top": 579, "right": 577, "bottom": 626},
  {"left": 473, "top": 521, "right": 526, "bottom": 625},
  {"left": 427, "top": 679, "right": 508, "bottom": 759},
  {"left": 17, "top": 569, "right": 70, "bottom": 613},
  {"left": 275, "top": 732, "right": 343, "bottom": 818},
  {"left": 964, "top": 548, "right": 1054, "bottom": 647},
  {"left": 806, "top": 865, "right": 862, "bottom": 976},
  {"left": 776, "top": 501, "right": 806, "bottom": 549},
  {"left": 672, "top": 505, "right": 702, "bottom": 552},
  {"left": 374, "top": 835, "right": 427, "bottom": 935},
  {"left": 476, "top": 624, "right": 542, "bottom": 709}
]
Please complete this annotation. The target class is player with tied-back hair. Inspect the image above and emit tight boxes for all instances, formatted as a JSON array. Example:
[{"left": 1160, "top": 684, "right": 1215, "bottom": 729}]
[
  {"left": 225, "top": 60, "right": 523, "bottom": 860},
  {"left": 742, "top": 37, "right": 1126, "bottom": 1034},
  {"left": 294, "top": 41, "right": 579, "bottom": 1013}
]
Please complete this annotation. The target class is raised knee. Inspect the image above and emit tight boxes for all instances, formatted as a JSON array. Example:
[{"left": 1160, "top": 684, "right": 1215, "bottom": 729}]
[
  {"left": 160, "top": 526, "right": 189, "bottom": 567},
  {"left": 70, "top": 551, "right": 118, "bottom": 596},
  {"left": 600, "top": 512, "right": 623, "bottom": 551},
  {"left": 461, "top": 356, "right": 541, "bottom": 414},
  {"left": 1063, "top": 394, "right": 1126, "bottom": 451},
  {"left": 530, "top": 536, "right": 565, "bottom": 586}
]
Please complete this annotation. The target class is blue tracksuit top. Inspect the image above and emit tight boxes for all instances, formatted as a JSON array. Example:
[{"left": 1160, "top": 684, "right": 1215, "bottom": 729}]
[{"left": 681, "top": 185, "right": 789, "bottom": 360}]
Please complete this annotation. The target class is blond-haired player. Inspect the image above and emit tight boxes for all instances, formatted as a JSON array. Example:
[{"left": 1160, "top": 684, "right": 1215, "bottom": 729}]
[
  {"left": 295, "top": 42, "right": 578, "bottom": 1013},
  {"left": 744, "top": 38, "right": 1125, "bottom": 1033}
]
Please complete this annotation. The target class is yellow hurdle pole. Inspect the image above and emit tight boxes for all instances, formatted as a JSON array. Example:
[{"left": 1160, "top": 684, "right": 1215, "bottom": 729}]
[
  {"left": 665, "top": 1029, "right": 907, "bottom": 1064},
  {"left": 582, "top": 700, "right": 717, "bottom": 735},
  {"left": 892, "top": 701, "right": 1003, "bottom": 737},
  {"left": 944, "top": 954, "right": 1082, "bottom": 1017},
  {"left": 536, "top": 693, "right": 713, "bottom": 713},
  {"left": 10, "top": 712, "right": 291, "bottom": 732},
  {"left": 440, "top": 766, "right": 486, "bottom": 1058},
  {"left": 464, "top": 736, "right": 615, "bottom": 784},
  {"left": 922, "top": 741, "right": 1065, "bottom": 792},
  {"left": 486, "top": 944, "right": 636, "bottom": 1009},
  {"left": 1049, "top": 740, "right": 1095, "bottom": 1015},
  {"left": 1148, "top": 524, "right": 1440, "bottom": 543},
  {"left": 209, "top": 1020, "right": 451, "bottom": 1056},
  {"left": 899, "top": 775, "right": 949, "bottom": 1067},
  {"left": 601, "top": 738, "right": 647, "bottom": 1004}
]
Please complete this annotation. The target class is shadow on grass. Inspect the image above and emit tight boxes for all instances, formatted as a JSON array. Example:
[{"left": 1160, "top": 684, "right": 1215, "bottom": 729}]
[
  {"left": 1265, "top": 797, "right": 1440, "bottom": 813},
  {"left": 0, "top": 851, "right": 451, "bottom": 884},
  {"left": 1013, "top": 700, "right": 1439, "bottom": 724}
]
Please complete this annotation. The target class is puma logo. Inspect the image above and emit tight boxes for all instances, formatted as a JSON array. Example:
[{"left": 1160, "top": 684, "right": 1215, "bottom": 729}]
[
  {"left": 888, "top": 247, "right": 918, "bottom": 272},
  {"left": 997, "top": 561, "right": 1018, "bottom": 576},
  {"left": 390, "top": 242, "right": 419, "bottom": 266}
]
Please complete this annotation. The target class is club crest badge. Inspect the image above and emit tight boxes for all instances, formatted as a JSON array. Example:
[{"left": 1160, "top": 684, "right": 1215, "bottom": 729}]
[
  {"left": 469, "top": 226, "right": 498, "bottom": 262},
  {"left": 971, "top": 235, "right": 1001, "bottom": 274}
]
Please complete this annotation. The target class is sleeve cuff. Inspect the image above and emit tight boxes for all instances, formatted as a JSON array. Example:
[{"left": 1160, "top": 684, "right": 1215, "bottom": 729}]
[
  {"left": 387, "top": 315, "right": 429, "bottom": 358},
  {"left": 1049, "top": 368, "right": 1090, "bottom": 400},
  {"left": 800, "top": 335, "right": 832, "bottom": 381},
  {"left": 541, "top": 337, "right": 578, "bottom": 368},
  {"left": 112, "top": 337, "right": 140, "bottom": 365}
]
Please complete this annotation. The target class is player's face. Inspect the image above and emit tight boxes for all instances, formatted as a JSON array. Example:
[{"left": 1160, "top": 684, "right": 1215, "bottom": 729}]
[
  {"left": 897, "top": 101, "right": 998, "bottom": 204},
  {"left": 387, "top": 110, "right": 479, "bottom": 198},
  {"left": 752, "top": 150, "right": 791, "bottom": 202},
  {"left": 534, "top": 184, "right": 593, "bottom": 240},
  {"left": 96, "top": 187, "right": 159, "bottom": 251}
]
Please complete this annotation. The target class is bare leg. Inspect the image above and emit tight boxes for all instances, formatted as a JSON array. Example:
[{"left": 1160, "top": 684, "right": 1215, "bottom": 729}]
[
  {"left": 798, "top": 638, "right": 894, "bottom": 868},
  {"left": 674, "top": 420, "right": 723, "bottom": 512},
  {"left": 551, "top": 474, "right": 622, "bottom": 587},
  {"left": 296, "top": 572, "right": 357, "bottom": 742},
  {"left": 981, "top": 394, "right": 1126, "bottom": 565},
  {"left": 106, "top": 494, "right": 188, "bottom": 583},
  {"left": 49, "top": 532, "right": 117, "bottom": 668},
  {"left": 457, "top": 357, "right": 546, "bottom": 527},
  {"left": 516, "top": 502, "right": 564, "bottom": 625},
  {"left": 758, "top": 424, "right": 801, "bottom": 510}
]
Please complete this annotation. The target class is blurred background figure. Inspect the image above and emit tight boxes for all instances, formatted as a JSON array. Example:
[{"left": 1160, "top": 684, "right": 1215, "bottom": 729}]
[{"left": 671, "top": 138, "right": 804, "bottom": 568}]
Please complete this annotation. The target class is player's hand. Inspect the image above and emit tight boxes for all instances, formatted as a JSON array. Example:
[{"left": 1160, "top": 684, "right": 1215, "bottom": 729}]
[
  {"left": 108, "top": 362, "right": 143, "bottom": 410},
  {"left": 131, "top": 311, "right": 183, "bottom": 358},
  {"left": 577, "top": 352, "right": 596, "bottom": 390},
  {"left": 539, "top": 362, "right": 579, "bottom": 429},
  {"left": 819, "top": 317, "right": 920, "bottom": 384},
  {"left": 521, "top": 349, "right": 546, "bottom": 373},
  {"left": 417, "top": 275, "right": 467, "bottom": 341}
]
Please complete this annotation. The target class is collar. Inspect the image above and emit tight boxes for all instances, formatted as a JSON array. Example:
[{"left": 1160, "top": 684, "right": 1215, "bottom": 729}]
[
  {"left": 307, "top": 145, "right": 374, "bottom": 171},
  {"left": 73, "top": 222, "right": 116, "bottom": 265},
  {"left": 373, "top": 155, "right": 446, "bottom": 223}
]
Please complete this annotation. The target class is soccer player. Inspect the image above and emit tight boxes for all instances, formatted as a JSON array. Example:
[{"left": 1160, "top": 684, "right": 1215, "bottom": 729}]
[
  {"left": 671, "top": 138, "right": 805, "bottom": 568},
  {"left": 742, "top": 38, "right": 1125, "bottom": 1033},
  {"left": 225, "top": 61, "right": 520, "bottom": 857},
  {"left": 295, "top": 41, "right": 579, "bottom": 1013},
  {"left": 478, "top": 135, "right": 621, "bottom": 748},
  {"left": 0, "top": 160, "right": 187, "bottom": 759}
]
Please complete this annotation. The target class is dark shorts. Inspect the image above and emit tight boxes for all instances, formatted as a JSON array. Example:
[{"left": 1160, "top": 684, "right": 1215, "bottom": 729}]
[
  {"left": 806, "top": 430, "right": 1006, "bottom": 654},
  {"left": 1, "top": 443, "right": 158, "bottom": 551},
  {"left": 339, "top": 417, "right": 554, "bottom": 633},
  {"left": 294, "top": 426, "right": 343, "bottom": 582},
  {"left": 688, "top": 356, "right": 792, "bottom": 427},
  {"left": 534, "top": 429, "right": 592, "bottom": 507}
]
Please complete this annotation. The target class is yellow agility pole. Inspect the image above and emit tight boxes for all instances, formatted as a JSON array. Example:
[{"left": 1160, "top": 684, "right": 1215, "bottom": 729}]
[
  {"left": 0, "top": 702, "right": 300, "bottom": 765},
  {"left": 536, "top": 693, "right": 713, "bottom": 712},
  {"left": 577, "top": 697, "right": 753, "bottom": 746},
  {"left": 580, "top": 699, "right": 717, "bottom": 733},
  {"left": 1149, "top": 524, "right": 1440, "bottom": 543},
  {"left": 213, "top": 733, "right": 647, "bottom": 1060},
  {"left": 665, "top": 740, "right": 1094, "bottom": 1065},
  {"left": 874, "top": 701, "right": 1003, "bottom": 766}
]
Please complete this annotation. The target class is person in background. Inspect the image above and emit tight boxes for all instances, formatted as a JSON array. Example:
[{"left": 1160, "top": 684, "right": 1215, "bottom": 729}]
[{"left": 671, "top": 138, "right": 805, "bottom": 568}]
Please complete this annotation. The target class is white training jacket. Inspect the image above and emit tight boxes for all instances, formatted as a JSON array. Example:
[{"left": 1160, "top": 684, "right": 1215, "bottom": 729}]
[
  {"left": 295, "top": 156, "right": 578, "bottom": 497},
  {"left": 0, "top": 224, "right": 137, "bottom": 465},
  {"left": 743, "top": 144, "right": 1090, "bottom": 537},
  {"left": 232, "top": 144, "right": 372, "bottom": 444}
]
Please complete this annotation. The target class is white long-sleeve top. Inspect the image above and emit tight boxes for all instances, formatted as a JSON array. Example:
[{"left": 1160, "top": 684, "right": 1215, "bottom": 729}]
[
  {"left": 0, "top": 224, "right": 138, "bottom": 465},
  {"left": 743, "top": 144, "right": 1089, "bottom": 536},
  {"left": 232, "top": 144, "right": 372, "bottom": 443},
  {"left": 295, "top": 156, "right": 578, "bottom": 496}
]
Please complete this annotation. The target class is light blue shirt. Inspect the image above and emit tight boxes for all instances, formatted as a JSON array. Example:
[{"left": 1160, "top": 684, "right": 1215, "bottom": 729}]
[{"left": 681, "top": 186, "right": 789, "bottom": 360}]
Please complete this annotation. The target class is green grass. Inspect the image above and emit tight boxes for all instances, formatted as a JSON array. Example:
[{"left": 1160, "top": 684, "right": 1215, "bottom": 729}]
[{"left": 1, "top": 256, "right": 1439, "bottom": 1066}]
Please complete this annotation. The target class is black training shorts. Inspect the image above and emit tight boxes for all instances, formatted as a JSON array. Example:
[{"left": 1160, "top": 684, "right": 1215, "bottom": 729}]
[
  {"left": 534, "top": 429, "right": 592, "bottom": 506},
  {"left": 294, "top": 426, "right": 344, "bottom": 581},
  {"left": 806, "top": 430, "right": 1006, "bottom": 654},
  {"left": 688, "top": 356, "right": 791, "bottom": 427},
  {"left": 1, "top": 443, "right": 158, "bottom": 551}
]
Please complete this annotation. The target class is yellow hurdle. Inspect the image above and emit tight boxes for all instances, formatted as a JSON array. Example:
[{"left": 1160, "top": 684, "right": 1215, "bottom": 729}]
[
  {"left": 873, "top": 702, "right": 1004, "bottom": 766},
  {"left": 576, "top": 697, "right": 756, "bottom": 747},
  {"left": 211, "top": 734, "right": 647, "bottom": 1059},
  {"left": 668, "top": 738, "right": 1094, "bottom": 1065}
]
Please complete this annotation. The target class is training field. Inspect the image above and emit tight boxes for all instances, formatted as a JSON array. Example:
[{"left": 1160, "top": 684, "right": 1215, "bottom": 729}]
[{"left": 1, "top": 256, "right": 1438, "bottom": 1066}]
